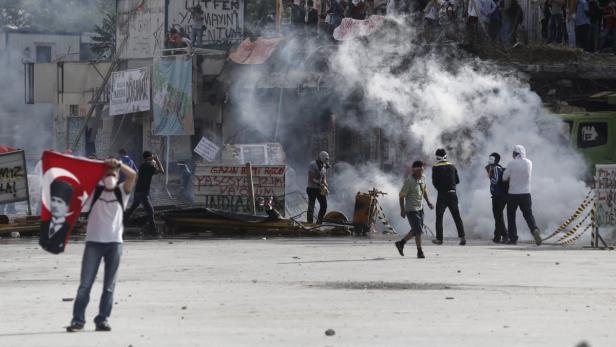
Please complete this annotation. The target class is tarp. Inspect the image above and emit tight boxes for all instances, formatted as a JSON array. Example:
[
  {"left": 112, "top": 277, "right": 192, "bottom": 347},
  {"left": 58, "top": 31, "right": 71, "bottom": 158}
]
[
  {"left": 152, "top": 55, "right": 195, "bottom": 136},
  {"left": 333, "top": 15, "right": 386, "bottom": 41},
  {"left": 229, "top": 37, "right": 283, "bottom": 65}
]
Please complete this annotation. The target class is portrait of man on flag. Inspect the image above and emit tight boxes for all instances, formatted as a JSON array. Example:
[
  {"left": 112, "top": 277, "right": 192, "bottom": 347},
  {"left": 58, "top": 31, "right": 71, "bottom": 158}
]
[{"left": 38, "top": 151, "right": 107, "bottom": 254}]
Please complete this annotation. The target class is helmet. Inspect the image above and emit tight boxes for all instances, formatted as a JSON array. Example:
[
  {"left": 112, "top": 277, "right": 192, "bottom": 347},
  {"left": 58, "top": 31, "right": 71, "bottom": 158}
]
[{"left": 318, "top": 151, "right": 330, "bottom": 164}]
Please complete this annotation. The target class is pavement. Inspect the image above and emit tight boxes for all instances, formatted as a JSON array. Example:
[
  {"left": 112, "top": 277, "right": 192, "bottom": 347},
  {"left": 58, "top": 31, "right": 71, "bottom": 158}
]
[{"left": 0, "top": 237, "right": 614, "bottom": 347}]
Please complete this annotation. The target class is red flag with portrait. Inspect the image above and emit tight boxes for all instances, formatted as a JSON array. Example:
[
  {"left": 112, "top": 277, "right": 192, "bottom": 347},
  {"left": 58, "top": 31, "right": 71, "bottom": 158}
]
[{"left": 39, "top": 151, "right": 107, "bottom": 254}]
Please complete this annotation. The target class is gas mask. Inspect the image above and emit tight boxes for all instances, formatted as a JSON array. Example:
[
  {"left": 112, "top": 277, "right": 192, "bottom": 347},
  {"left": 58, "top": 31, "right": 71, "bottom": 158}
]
[{"left": 104, "top": 176, "right": 118, "bottom": 190}]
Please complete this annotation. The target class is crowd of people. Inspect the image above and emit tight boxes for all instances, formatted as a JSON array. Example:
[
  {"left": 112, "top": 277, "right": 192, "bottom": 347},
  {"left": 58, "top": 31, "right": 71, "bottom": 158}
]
[{"left": 541, "top": 0, "right": 616, "bottom": 53}]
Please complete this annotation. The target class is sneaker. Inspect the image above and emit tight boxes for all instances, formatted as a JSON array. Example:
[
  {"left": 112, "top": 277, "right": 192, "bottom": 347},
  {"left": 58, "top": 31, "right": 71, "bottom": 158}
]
[
  {"left": 66, "top": 323, "right": 84, "bottom": 332},
  {"left": 505, "top": 239, "right": 517, "bottom": 245},
  {"left": 501, "top": 236, "right": 509, "bottom": 244},
  {"left": 395, "top": 241, "right": 405, "bottom": 256},
  {"left": 431, "top": 239, "right": 443, "bottom": 245},
  {"left": 459, "top": 238, "right": 466, "bottom": 246},
  {"left": 531, "top": 228, "right": 542, "bottom": 246},
  {"left": 95, "top": 321, "right": 111, "bottom": 332},
  {"left": 417, "top": 249, "right": 425, "bottom": 259},
  {"left": 492, "top": 236, "right": 501, "bottom": 244}
]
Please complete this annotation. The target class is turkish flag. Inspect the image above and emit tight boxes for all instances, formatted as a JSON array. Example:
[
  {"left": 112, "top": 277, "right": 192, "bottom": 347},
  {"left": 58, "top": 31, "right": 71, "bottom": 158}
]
[{"left": 39, "top": 151, "right": 107, "bottom": 254}]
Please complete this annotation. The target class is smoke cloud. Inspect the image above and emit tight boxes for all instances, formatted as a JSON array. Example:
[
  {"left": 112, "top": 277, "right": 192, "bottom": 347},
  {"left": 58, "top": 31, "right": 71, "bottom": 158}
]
[{"left": 226, "top": 18, "right": 589, "bottom": 240}]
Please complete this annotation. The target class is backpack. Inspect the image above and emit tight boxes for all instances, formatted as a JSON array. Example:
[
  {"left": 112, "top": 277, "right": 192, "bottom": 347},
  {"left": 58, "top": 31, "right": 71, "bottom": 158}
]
[
  {"left": 497, "top": 168, "right": 509, "bottom": 194},
  {"left": 86, "top": 185, "right": 124, "bottom": 218}
]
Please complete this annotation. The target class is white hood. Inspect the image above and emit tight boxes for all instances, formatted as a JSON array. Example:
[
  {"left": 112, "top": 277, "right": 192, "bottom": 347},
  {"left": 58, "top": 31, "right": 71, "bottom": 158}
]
[{"left": 513, "top": 145, "right": 526, "bottom": 158}]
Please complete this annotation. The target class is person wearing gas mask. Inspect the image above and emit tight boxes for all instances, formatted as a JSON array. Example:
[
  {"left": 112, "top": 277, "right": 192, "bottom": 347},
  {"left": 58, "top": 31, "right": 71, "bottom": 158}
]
[
  {"left": 485, "top": 152, "right": 508, "bottom": 243},
  {"left": 67, "top": 158, "right": 136, "bottom": 332},
  {"left": 502, "top": 145, "right": 542, "bottom": 246},
  {"left": 306, "top": 151, "right": 330, "bottom": 224},
  {"left": 124, "top": 151, "right": 165, "bottom": 236},
  {"left": 431, "top": 148, "right": 466, "bottom": 245}
]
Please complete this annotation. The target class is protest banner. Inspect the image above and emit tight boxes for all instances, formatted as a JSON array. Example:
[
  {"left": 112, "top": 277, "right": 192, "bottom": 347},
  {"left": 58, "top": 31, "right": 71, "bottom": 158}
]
[
  {"left": 0, "top": 149, "right": 29, "bottom": 206},
  {"left": 109, "top": 67, "right": 151, "bottom": 116},
  {"left": 152, "top": 56, "right": 194, "bottom": 136},
  {"left": 194, "top": 164, "right": 286, "bottom": 214}
]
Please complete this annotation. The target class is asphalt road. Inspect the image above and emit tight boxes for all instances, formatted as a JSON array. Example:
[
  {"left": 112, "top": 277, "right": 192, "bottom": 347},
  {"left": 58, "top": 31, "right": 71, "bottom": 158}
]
[{"left": 0, "top": 237, "right": 614, "bottom": 347}]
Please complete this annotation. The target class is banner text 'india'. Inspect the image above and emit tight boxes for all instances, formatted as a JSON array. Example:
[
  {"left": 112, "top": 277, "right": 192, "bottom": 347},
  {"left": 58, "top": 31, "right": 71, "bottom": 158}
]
[
  {"left": 152, "top": 56, "right": 194, "bottom": 136},
  {"left": 39, "top": 151, "right": 107, "bottom": 254}
]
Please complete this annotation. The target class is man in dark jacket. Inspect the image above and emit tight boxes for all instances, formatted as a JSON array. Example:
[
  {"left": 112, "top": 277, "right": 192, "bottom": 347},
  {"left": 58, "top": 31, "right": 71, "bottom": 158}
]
[
  {"left": 432, "top": 148, "right": 466, "bottom": 245},
  {"left": 124, "top": 151, "right": 165, "bottom": 236},
  {"left": 485, "top": 152, "right": 508, "bottom": 243}
]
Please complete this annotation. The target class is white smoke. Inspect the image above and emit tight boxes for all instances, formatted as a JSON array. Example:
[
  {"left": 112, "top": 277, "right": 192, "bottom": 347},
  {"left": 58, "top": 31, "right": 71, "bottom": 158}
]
[{"left": 325, "top": 19, "right": 589, "bottom": 240}]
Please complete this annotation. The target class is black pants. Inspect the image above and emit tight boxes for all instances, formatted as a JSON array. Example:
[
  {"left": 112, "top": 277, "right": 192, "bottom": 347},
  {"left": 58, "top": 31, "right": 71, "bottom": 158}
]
[
  {"left": 306, "top": 187, "right": 327, "bottom": 224},
  {"left": 435, "top": 192, "right": 465, "bottom": 240},
  {"left": 492, "top": 196, "right": 507, "bottom": 240},
  {"left": 124, "top": 192, "right": 157, "bottom": 233},
  {"left": 507, "top": 193, "right": 537, "bottom": 241},
  {"left": 576, "top": 24, "right": 590, "bottom": 51}
]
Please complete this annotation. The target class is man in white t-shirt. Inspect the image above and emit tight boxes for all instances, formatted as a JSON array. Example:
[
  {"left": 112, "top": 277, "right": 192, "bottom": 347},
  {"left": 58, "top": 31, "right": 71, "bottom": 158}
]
[{"left": 67, "top": 158, "right": 136, "bottom": 332}]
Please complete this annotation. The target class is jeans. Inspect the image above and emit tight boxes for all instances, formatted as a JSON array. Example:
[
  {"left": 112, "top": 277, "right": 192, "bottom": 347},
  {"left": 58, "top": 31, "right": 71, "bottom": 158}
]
[
  {"left": 125, "top": 192, "right": 156, "bottom": 233},
  {"left": 500, "top": 15, "right": 512, "bottom": 48},
  {"left": 191, "top": 27, "right": 203, "bottom": 47},
  {"left": 492, "top": 196, "right": 507, "bottom": 240},
  {"left": 566, "top": 19, "right": 576, "bottom": 47},
  {"left": 306, "top": 187, "right": 327, "bottom": 224},
  {"left": 507, "top": 193, "right": 537, "bottom": 241},
  {"left": 548, "top": 14, "right": 564, "bottom": 43},
  {"left": 435, "top": 191, "right": 465, "bottom": 240},
  {"left": 72, "top": 242, "right": 122, "bottom": 325}
]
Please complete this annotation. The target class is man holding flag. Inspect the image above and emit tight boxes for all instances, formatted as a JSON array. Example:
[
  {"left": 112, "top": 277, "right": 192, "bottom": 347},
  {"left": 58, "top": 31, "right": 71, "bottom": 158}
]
[{"left": 66, "top": 157, "right": 136, "bottom": 332}]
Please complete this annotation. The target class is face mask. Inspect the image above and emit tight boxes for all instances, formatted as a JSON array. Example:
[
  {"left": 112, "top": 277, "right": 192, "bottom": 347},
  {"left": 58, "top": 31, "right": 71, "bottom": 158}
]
[
  {"left": 104, "top": 176, "right": 118, "bottom": 190},
  {"left": 488, "top": 156, "right": 495, "bottom": 165}
]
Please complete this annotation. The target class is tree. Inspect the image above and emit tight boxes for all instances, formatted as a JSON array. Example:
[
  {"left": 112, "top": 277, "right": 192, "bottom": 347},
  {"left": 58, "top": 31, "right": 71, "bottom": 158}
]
[
  {"left": 91, "top": 11, "right": 116, "bottom": 59},
  {"left": 0, "top": 0, "right": 31, "bottom": 28}
]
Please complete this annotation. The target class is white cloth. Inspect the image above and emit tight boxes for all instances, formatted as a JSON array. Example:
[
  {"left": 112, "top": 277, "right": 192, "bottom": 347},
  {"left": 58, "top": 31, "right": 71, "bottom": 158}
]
[
  {"left": 502, "top": 145, "right": 533, "bottom": 195},
  {"left": 85, "top": 183, "right": 131, "bottom": 243}
]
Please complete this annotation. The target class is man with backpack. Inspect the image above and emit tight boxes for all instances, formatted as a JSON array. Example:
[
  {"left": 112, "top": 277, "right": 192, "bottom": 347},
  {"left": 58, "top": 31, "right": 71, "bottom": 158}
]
[
  {"left": 67, "top": 158, "right": 136, "bottom": 332},
  {"left": 485, "top": 152, "right": 508, "bottom": 243}
]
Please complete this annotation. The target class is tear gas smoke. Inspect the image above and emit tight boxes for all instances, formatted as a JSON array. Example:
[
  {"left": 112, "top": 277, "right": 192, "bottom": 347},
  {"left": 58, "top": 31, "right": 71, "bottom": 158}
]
[
  {"left": 326, "top": 19, "right": 588, "bottom": 239},
  {"left": 229, "top": 18, "right": 589, "bottom": 240}
]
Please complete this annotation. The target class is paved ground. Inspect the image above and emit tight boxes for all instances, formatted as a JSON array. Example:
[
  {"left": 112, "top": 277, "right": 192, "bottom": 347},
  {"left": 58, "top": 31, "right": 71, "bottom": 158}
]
[{"left": 0, "top": 237, "right": 614, "bottom": 347}]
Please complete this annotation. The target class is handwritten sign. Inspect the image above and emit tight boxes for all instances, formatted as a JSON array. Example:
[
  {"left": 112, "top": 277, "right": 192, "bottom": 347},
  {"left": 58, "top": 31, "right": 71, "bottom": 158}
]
[
  {"left": 595, "top": 164, "right": 616, "bottom": 227},
  {"left": 333, "top": 15, "right": 385, "bottom": 41},
  {"left": 117, "top": 0, "right": 165, "bottom": 59},
  {"left": 194, "top": 137, "right": 220, "bottom": 162},
  {"left": 194, "top": 164, "right": 286, "bottom": 214},
  {"left": 109, "top": 67, "right": 151, "bottom": 116},
  {"left": 168, "top": 0, "right": 244, "bottom": 43},
  {"left": 0, "top": 150, "right": 29, "bottom": 204}
]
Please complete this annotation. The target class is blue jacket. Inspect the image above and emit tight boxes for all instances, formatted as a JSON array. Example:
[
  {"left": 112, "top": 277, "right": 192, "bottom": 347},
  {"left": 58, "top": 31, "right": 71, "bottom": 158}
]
[{"left": 487, "top": 164, "right": 507, "bottom": 197}]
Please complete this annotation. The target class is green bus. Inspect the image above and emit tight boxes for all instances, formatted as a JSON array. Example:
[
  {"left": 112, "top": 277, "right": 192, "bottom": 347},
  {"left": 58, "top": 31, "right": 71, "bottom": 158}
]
[{"left": 557, "top": 112, "right": 616, "bottom": 169}]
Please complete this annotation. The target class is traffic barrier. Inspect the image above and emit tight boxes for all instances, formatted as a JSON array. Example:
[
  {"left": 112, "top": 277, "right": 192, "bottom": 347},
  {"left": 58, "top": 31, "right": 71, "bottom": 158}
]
[
  {"left": 542, "top": 190, "right": 594, "bottom": 242},
  {"left": 375, "top": 202, "right": 397, "bottom": 234}
]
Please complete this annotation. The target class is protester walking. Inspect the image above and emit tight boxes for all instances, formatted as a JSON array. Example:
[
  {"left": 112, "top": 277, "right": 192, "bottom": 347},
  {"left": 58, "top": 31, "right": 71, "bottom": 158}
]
[
  {"left": 306, "top": 151, "right": 330, "bottom": 224},
  {"left": 124, "top": 151, "right": 164, "bottom": 236},
  {"left": 502, "top": 145, "right": 542, "bottom": 246},
  {"left": 549, "top": 0, "right": 565, "bottom": 43},
  {"left": 395, "top": 161, "right": 434, "bottom": 259},
  {"left": 485, "top": 152, "right": 508, "bottom": 243},
  {"left": 66, "top": 158, "right": 136, "bottom": 332},
  {"left": 432, "top": 148, "right": 466, "bottom": 245}
]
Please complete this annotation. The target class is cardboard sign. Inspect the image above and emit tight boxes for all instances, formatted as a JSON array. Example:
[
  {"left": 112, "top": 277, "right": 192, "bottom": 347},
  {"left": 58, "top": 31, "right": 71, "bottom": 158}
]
[
  {"left": 0, "top": 150, "right": 29, "bottom": 204},
  {"left": 194, "top": 137, "right": 220, "bottom": 162},
  {"left": 194, "top": 164, "right": 286, "bottom": 214}
]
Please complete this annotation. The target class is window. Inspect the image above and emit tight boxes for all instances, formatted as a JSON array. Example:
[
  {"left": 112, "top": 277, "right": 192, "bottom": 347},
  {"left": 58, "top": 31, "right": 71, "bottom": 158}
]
[
  {"left": 577, "top": 122, "right": 608, "bottom": 148},
  {"left": 36, "top": 45, "right": 51, "bottom": 63}
]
